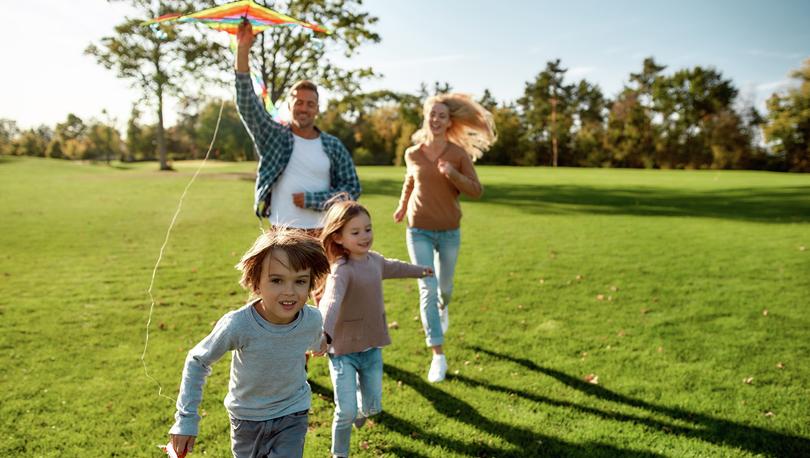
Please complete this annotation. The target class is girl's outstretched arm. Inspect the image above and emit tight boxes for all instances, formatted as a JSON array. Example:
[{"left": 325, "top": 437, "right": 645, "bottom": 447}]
[{"left": 381, "top": 255, "right": 432, "bottom": 279}]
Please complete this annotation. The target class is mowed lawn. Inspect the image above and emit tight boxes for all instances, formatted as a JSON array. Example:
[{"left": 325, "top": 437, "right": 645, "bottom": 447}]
[{"left": 1, "top": 156, "right": 809, "bottom": 457}]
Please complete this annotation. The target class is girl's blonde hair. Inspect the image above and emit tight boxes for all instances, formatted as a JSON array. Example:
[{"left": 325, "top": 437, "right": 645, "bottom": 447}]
[
  {"left": 319, "top": 200, "right": 371, "bottom": 264},
  {"left": 235, "top": 227, "right": 330, "bottom": 296},
  {"left": 411, "top": 93, "right": 498, "bottom": 161}
]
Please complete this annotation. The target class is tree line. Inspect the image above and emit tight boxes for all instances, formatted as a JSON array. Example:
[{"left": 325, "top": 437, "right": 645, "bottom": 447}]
[{"left": 1, "top": 0, "right": 808, "bottom": 172}]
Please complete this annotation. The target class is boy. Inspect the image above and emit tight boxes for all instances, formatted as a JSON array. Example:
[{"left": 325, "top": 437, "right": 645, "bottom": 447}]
[{"left": 168, "top": 228, "right": 330, "bottom": 457}]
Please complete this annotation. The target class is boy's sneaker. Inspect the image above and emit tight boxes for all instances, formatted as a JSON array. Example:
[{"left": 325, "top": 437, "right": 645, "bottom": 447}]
[
  {"left": 428, "top": 354, "right": 447, "bottom": 383},
  {"left": 439, "top": 305, "right": 449, "bottom": 334},
  {"left": 353, "top": 414, "right": 367, "bottom": 429}
]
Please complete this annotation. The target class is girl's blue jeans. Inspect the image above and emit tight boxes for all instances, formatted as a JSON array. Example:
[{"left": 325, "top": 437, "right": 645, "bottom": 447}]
[
  {"left": 406, "top": 227, "right": 461, "bottom": 347},
  {"left": 327, "top": 348, "right": 383, "bottom": 457}
]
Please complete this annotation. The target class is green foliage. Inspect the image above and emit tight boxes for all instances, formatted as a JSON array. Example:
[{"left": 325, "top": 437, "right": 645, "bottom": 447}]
[
  {"left": 0, "top": 119, "right": 20, "bottom": 156},
  {"left": 763, "top": 58, "right": 810, "bottom": 172},
  {"left": 195, "top": 100, "right": 255, "bottom": 161},
  {"left": 85, "top": 0, "right": 223, "bottom": 170},
  {"left": 1, "top": 158, "right": 809, "bottom": 456}
]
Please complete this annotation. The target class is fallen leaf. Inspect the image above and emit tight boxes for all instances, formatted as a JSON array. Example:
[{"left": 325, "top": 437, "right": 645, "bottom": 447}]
[
  {"left": 776, "top": 362, "right": 785, "bottom": 369},
  {"left": 387, "top": 321, "right": 399, "bottom": 329},
  {"left": 617, "top": 329, "right": 626, "bottom": 337},
  {"left": 657, "top": 346, "right": 664, "bottom": 353},
  {"left": 517, "top": 304, "right": 524, "bottom": 309},
  {"left": 799, "top": 246, "right": 806, "bottom": 251},
  {"left": 576, "top": 275, "right": 583, "bottom": 281},
  {"left": 474, "top": 353, "right": 480, "bottom": 360},
  {"left": 464, "top": 360, "right": 471, "bottom": 366},
  {"left": 159, "top": 322, "right": 166, "bottom": 330},
  {"left": 743, "top": 377, "right": 754, "bottom": 384},
  {"left": 764, "top": 411, "right": 775, "bottom": 417},
  {"left": 360, "top": 441, "right": 369, "bottom": 450},
  {"left": 583, "top": 374, "right": 599, "bottom": 384},
  {"left": 453, "top": 369, "right": 460, "bottom": 375},
  {"left": 539, "top": 278, "right": 545, "bottom": 284},
  {"left": 413, "top": 316, "right": 419, "bottom": 321},
  {"left": 596, "top": 294, "right": 605, "bottom": 301},
  {"left": 610, "top": 285, "right": 619, "bottom": 292}
]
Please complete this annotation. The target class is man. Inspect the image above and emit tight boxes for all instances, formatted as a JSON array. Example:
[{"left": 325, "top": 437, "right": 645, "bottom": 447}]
[{"left": 235, "top": 21, "right": 361, "bottom": 233}]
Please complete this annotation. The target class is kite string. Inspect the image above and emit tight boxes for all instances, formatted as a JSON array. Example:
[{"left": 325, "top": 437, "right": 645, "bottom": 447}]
[{"left": 141, "top": 99, "right": 227, "bottom": 403}]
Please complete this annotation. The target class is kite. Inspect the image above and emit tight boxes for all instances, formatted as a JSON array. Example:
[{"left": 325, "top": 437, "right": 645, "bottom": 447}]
[
  {"left": 143, "top": 0, "right": 331, "bottom": 35},
  {"left": 145, "top": 0, "right": 326, "bottom": 118}
]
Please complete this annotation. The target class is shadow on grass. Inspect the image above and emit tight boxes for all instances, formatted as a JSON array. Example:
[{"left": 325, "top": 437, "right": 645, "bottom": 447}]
[
  {"left": 360, "top": 178, "right": 810, "bottom": 223},
  {"left": 382, "top": 363, "right": 664, "bottom": 457},
  {"left": 469, "top": 346, "right": 810, "bottom": 457},
  {"left": 309, "top": 379, "right": 334, "bottom": 404}
]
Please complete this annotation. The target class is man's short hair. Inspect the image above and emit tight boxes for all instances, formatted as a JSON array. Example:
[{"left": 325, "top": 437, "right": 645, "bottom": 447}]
[{"left": 289, "top": 80, "right": 319, "bottom": 100}]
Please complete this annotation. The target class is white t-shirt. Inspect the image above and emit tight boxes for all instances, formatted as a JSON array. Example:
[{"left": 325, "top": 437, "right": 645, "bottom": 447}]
[{"left": 270, "top": 134, "right": 331, "bottom": 229}]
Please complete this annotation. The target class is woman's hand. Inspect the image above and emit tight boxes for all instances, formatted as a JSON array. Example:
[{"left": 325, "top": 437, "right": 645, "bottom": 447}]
[
  {"left": 393, "top": 207, "right": 406, "bottom": 223},
  {"left": 437, "top": 159, "right": 457, "bottom": 179}
]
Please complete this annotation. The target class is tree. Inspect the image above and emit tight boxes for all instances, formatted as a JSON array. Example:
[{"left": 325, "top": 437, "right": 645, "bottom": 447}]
[
  {"left": 0, "top": 119, "right": 20, "bottom": 156},
  {"left": 519, "top": 59, "right": 574, "bottom": 166},
  {"left": 480, "top": 103, "right": 527, "bottom": 166},
  {"left": 126, "top": 105, "right": 153, "bottom": 161},
  {"left": 654, "top": 66, "right": 739, "bottom": 168},
  {"left": 47, "top": 114, "right": 87, "bottom": 159},
  {"left": 571, "top": 80, "right": 607, "bottom": 166},
  {"left": 86, "top": 0, "right": 220, "bottom": 170},
  {"left": 14, "top": 126, "right": 52, "bottom": 157},
  {"left": 605, "top": 89, "right": 657, "bottom": 168},
  {"left": 763, "top": 58, "right": 810, "bottom": 172},
  {"left": 194, "top": 100, "right": 255, "bottom": 161}
]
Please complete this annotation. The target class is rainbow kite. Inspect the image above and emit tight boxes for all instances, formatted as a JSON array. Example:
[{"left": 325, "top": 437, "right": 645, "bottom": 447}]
[{"left": 143, "top": 0, "right": 331, "bottom": 35}]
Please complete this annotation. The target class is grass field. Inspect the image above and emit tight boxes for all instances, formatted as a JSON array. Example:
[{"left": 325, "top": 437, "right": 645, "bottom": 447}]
[{"left": 1, "top": 156, "right": 809, "bottom": 457}]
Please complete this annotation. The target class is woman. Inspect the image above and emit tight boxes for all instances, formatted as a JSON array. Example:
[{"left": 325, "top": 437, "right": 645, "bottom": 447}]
[{"left": 393, "top": 93, "right": 496, "bottom": 383}]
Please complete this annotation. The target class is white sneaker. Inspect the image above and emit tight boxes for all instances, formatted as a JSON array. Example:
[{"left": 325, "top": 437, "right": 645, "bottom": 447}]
[
  {"left": 439, "top": 306, "right": 449, "bottom": 334},
  {"left": 428, "top": 354, "right": 447, "bottom": 383}
]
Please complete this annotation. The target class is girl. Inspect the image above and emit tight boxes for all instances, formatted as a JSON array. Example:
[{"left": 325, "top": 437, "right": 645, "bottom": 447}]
[
  {"left": 318, "top": 200, "right": 432, "bottom": 458},
  {"left": 393, "top": 93, "right": 496, "bottom": 383}
]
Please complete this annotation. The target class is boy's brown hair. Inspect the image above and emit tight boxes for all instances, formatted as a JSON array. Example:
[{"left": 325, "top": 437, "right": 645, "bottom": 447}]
[{"left": 235, "top": 227, "right": 330, "bottom": 295}]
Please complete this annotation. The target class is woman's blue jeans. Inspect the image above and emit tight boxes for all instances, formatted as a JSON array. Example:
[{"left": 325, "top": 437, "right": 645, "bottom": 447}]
[
  {"left": 327, "top": 348, "right": 383, "bottom": 457},
  {"left": 406, "top": 227, "right": 461, "bottom": 347}
]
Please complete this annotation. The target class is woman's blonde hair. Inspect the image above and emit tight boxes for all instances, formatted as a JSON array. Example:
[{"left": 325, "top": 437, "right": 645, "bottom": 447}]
[{"left": 411, "top": 93, "right": 497, "bottom": 161}]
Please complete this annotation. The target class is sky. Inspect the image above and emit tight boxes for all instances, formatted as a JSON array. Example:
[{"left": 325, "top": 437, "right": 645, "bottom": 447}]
[{"left": 2, "top": 0, "right": 809, "bottom": 131}]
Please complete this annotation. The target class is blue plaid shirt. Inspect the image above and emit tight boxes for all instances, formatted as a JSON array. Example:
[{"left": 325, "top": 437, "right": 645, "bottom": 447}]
[{"left": 235, "top": 72, "right": 361, "bottom": 218}]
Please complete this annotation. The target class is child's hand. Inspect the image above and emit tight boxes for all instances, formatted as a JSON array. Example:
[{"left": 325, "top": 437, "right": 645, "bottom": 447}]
[
  {"left": 167, "top": 434, "right": 195, "bottom": 457},
  {"left": 422, "top": 267, "right": 434, "bottom": 277},
  {"left": 311, "top": 336, "right": 328, "bottom": 356}
]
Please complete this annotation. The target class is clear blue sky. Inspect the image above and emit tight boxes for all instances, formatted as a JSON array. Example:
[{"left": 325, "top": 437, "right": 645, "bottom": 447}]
[{"left": 2, "top": 0, "right": 808, "bottom": 130}]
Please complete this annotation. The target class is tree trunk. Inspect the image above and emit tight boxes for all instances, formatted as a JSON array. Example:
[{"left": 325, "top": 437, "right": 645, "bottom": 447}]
[
  {"left": 551, "top": 96, "right": 558, "bottom": 167},
  {"left": 156, "top": 85, "right": 170, "bottom": 171}
]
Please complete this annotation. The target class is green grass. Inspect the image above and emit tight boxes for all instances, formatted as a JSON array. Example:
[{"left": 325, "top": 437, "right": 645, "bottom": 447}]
[{"left": 1, "top": 156, "right": 808, "bottom": 457}]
